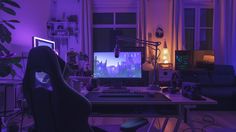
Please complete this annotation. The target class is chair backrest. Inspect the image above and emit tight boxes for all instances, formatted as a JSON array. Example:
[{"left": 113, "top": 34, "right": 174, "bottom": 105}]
[{"left": 23, "top": 46, "right": 92, "bottom": 132}]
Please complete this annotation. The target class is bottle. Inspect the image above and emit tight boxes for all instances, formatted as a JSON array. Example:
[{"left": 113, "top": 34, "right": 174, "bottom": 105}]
[{"left": 169, "top": 72, "right": 177, "bottom": 93}]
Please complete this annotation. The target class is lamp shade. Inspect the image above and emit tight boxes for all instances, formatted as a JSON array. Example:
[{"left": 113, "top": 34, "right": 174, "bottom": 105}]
[
  {"left": 163, "top": 40, "right": 167, "bottom": 48},
  {"left": 163, "top": 39, "right": 169, "bottom": 63}
]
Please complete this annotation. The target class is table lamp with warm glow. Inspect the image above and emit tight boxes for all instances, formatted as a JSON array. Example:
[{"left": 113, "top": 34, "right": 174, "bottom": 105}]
[{"left": 162, "top": 39, "right": 169, "bottom": 64}]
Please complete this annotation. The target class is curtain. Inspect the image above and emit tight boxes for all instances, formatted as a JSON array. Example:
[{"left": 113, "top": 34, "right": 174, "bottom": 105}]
[
  {"left": 137, "top": 0, "right": 151, "bottom": 60},
  {"left": 137, "top": 0, "right": 146, "bottom": 44},
  {"left": 213, "top": 0, "right": 236, "bottom": 71},
  {"left": 168, "top": 0, "right": 184, "bottom": 65},
  {"left": 79, "top": 0, "right": 93, "bottom": 68}
]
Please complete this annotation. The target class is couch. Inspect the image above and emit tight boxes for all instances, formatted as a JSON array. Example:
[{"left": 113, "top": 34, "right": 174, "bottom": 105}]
[{"left": 178, "top": 65, "right": 236, "bottom": 110}]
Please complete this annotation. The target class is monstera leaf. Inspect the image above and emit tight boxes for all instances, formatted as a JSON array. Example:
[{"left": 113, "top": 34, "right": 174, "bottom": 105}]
[{"left": 0, "top": 0, "right": 21, "bottom": 78}]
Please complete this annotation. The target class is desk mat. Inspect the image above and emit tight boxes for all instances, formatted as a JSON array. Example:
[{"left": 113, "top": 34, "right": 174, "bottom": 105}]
[{"left": 86, "top": 92, "right": 170, "bottom": 102}]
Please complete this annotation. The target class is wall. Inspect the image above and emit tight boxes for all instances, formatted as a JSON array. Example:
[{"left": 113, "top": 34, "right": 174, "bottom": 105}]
[
  {"left": 2, "top": 0, "right": 80, "bottom": 56},
  {"left": 146, "top": 0, "right": 171, "bottom": 63},
  {"left": 53, "top": 0, "right": 79, "bottom": 19},
  {"left": 2, "top": 0, "right": 51, "bottom": 54}
]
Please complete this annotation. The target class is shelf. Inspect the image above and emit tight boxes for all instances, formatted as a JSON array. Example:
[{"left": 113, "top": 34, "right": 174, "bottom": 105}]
[
  {"left": 47, "top": 21, "right": 77, "bottom": 24},
  {"left": 47, "top": 20, "right": 78, "bottom": 39},
  {"left": 49, "top": 35, "right": 76, "bottom": 38}
]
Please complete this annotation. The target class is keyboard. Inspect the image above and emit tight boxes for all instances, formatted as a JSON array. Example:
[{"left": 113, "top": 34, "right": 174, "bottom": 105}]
[
  {"left": 102, "top": 89, "right": 130, "bottom": 93},
  {"left": 86, "top": 92, "right": 171, "bottom": 101},
  {"left": 99, "top": 93, "right": 145, "bottom": 98}
]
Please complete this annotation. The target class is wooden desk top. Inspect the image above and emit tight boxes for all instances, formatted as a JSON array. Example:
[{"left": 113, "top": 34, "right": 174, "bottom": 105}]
[{"left": 87, "top": 86, "right": 217, "bottom": 105}]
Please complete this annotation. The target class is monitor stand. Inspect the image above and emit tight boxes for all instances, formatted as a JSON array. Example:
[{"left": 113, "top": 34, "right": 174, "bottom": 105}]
[{"left": 102, "top": 80, "right": 130, "bottom": 93}]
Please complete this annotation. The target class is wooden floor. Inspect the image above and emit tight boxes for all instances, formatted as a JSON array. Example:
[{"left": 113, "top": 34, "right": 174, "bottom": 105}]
[
  {"left": 89, "top": 111, "right": 236, "bottom": 132},
  {"left": 2, "top": 111, "right": 236, "bottom": 132}
]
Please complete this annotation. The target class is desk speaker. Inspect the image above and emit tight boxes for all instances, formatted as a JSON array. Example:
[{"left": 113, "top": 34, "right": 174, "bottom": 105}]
[{"left": 182, "top": 82, "right": 201, "bottom": 100}]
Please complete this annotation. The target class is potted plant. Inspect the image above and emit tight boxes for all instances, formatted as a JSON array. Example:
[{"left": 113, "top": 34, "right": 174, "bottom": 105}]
[{"left": 0, "top": 0, "right": 21, "bottom": 78}]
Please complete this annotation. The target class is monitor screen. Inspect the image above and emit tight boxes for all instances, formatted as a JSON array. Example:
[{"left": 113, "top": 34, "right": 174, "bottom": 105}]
[
  {"left": 93, "top": 52, "right": 142, "bottom": 78},
  {"left": 33, "top": 36, "right": 55, "bottom": 50},
  {"left": 175, "top": 50, "right": 193, "bottom": 70}
]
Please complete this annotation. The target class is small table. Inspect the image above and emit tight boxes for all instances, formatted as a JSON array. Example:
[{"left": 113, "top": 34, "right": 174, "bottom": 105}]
[{"left": 0, "top": 79, "right": 22, "bottom": 131}]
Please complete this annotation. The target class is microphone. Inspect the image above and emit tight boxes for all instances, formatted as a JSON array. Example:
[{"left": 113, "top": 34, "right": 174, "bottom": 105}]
[{"left": 114, "top": 43, "right": 120, "bottom": 58}]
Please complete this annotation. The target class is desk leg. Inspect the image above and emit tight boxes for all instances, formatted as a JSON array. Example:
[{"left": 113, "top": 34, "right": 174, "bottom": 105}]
[
  {"left": 147, "top": 118, "right": 169, "bottom": 132},
  {"left": 4, "top": 86, "right": 7, "bottom": 117},
  {"left": 147, "top": 118, "right": 156, "bottom": 132},
  {"left": 161, "top": 118, "right": 169, "bottom": 131},
  {"left": 0, "top": 118, "right": 2, "bottom": 132},
  {"left": 174, "top": 118, "right": 182, "bottom": 132},
  {"left": 173, "top": 105, "right": 184, "bottom": 132},
  {"left": 185, "top": 105, "right": 196, "bottom": 132}
]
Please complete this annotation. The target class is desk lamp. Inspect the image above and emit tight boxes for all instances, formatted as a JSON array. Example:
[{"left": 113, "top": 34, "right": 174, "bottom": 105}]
[
  {"left": 114, "top": 36, "right": 161, "bottom": 90},
  {"left": 162, "top": 39, "right": 169, "bottom": 63}
]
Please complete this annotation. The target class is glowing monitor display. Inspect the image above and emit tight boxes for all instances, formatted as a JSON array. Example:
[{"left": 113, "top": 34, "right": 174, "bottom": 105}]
[
  {"left": 93, "top": 52, "right": 142, "bottom": 78},
  {"left": 33, "top": 36, "right": 55, "bottom": 50}
]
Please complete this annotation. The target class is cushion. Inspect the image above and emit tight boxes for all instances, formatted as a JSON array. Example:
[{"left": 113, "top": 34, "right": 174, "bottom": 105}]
[
  {"left": 196, "top": 70, "right": 211, "bottom": 85},
  {"left": 201, "top": 86, "right": 236, "bottom": 97},
  {"left": 213, "top": 65, "right": 235, "bottom": 74},
  {"left": 179, "top": 70, "right": 198, "bottom": 82},
  {"left": 211, "top": 74, "right": 235, "bottom": 86},
  {"left": 179, "top": 69, "right": 211, "bottom": 85},
  {"left": 210, "top": 65, "right": 235, "bottom": 86}
]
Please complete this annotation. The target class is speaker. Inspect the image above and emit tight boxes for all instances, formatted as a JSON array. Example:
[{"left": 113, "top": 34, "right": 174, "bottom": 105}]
[
  {"left": 0, "top": 85, "right": 16, "bottom": 114},
  {"left": 182, "top": 82, "right": 202, "bottom": 100},
  {"left": 158, "top": 63, "right": 173, "bottom": 84}
]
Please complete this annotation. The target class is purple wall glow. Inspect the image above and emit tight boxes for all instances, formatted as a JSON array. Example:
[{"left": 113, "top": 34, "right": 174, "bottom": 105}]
[
  {"left": 146, "top": 0, "right": 170, "bottom": 62},
  {"left": 54, "top": 0, "right": 79, "bottom": 19},
  {"left": 2, "top": 0, "right": 51, "bottom": 53}
]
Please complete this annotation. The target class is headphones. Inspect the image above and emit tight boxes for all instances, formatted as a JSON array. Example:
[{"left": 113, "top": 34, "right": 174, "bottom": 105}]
[{"left": 155, "top": 27, "right": 164, "bottom": 38}]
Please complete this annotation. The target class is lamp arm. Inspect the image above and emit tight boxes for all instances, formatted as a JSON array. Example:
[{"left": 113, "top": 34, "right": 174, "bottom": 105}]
[
  {"left": 115, "top": 36, "right": 161, "bottom": 90},
  {"left": 116, "top": 36, "right": 161, "bottom": 46}
]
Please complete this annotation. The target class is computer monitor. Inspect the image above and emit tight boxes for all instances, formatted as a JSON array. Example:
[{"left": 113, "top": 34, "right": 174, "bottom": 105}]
[
  {"left": 32, "top": 36, "right": 55, "bottom": 50},
  {"left": 94, "top": 52, "right": 142, "bottom": 78},
  {"left": 93, "top": 52, "right": 143, "bottom": 88}
]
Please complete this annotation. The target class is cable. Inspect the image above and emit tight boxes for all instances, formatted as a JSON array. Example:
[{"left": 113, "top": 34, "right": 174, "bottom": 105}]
[
  {"left": 182, "top": 114, "right": 224, "bottom": 132},
  {"left": 202, "top": 114, "right": 215, "bottom": 124}
]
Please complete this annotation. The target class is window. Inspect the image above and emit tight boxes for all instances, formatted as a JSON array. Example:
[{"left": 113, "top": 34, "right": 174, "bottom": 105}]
[
  {"left": 184, "top": 6, "right": 213, "bottom": 50},
  {"left": 93, "top": 12, "right": 137, "bottom": 52}
]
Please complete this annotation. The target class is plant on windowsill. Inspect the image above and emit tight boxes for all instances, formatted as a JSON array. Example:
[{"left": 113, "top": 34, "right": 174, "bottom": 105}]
[{"left": 0, "top": 0, "right": 21, "bottom": 78}]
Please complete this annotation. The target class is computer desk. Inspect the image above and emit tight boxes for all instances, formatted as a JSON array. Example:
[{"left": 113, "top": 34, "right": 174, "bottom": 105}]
[{"left": 85, "top": 87, "right": 217, "bottom": 132}]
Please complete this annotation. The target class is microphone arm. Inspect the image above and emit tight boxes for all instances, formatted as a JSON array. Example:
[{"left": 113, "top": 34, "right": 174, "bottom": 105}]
[
  {"left": 116, "top": 36, "right": 161, "bottom": 47},
  {"left": 115, "top": 36, "right": 161, "bottom": 90}
]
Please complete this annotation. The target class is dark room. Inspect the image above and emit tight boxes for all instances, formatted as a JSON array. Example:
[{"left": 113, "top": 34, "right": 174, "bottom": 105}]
[{"left": 0, "top": 0, "right": 236, "bottom": 132}]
